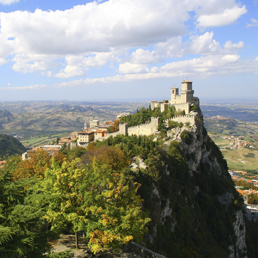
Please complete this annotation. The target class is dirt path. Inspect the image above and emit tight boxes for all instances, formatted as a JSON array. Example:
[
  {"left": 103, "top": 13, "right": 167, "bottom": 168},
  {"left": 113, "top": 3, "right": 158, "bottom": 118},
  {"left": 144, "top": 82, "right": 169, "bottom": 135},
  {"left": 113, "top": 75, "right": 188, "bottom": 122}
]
[{"left": 49, "top": 234, "right": 141, "bottom": 258}]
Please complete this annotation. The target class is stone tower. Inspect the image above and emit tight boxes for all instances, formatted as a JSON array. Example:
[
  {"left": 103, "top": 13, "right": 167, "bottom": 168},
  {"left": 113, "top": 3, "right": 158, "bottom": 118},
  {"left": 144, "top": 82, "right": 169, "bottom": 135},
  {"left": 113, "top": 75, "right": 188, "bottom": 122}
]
[
  {"left": 180, "top": 80, "right": 194, "bottom": 103},
  {"left": 84, "top": 122, "right": 87, "bottom": 130}
]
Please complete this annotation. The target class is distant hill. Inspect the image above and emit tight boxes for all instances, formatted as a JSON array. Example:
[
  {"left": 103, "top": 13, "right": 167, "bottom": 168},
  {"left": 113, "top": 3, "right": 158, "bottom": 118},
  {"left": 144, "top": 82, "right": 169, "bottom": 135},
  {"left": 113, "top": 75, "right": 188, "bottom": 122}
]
[
  {"left": 0, "top": 134, "right": 26, "bottom": 157},
  {"left": 0, "top": 109, "right": 14, "bottom": 122},
  {"left": 201, "top": 105, "right": 258, "bottom": 122},
  {"left": 204, "top": 116, "right": 258, "bottom": 138}
]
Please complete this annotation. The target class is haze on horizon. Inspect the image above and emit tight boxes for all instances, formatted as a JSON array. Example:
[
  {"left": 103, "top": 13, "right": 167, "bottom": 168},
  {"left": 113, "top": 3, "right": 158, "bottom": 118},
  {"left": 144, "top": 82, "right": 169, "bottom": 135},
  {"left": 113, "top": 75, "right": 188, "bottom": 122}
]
[{"left": 0, "top": 0, "right": 257, "bottom": 101}]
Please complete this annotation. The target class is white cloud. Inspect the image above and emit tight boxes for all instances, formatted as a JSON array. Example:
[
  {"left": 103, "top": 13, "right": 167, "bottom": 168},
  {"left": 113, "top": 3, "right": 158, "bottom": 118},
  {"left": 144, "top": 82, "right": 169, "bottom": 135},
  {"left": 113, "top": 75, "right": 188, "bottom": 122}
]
[
  {"left": 0, "top": 0, "right": 188, "bottom": 57},
  {"left": 0, "top": 0, "right": 248, "bottom": 80},
  {"left": 130, "top": 49, "right": 160, "bottom": 64},
  {"left": 2, "top": 54, "right": 256, "bottom": 92},
  {"left": 154, "top": 37, "right": 182, "bottom": 58},
  {"left": 0, "top": 35, "right": 15, "bottom": 58},
  {"left": 0, "top": 0, "right": 19, "bottom": 5},
  {"left": 55, "top": 65, "right": 87, "bottom": 78},
  {"left": 12, "top": 54, "right": 59, "bottom": 73},
  {"left": 221, "top": 54, "right": 240, "bottom": 62},
  {"left": 185, "top": 32, "right": 221, "bottom": 54},
  {"left": 118, "top": 62, "right": 148, "bottom": 74},
  {"left": 224, "top": 41, "right": 244, "bottom": 50},
  {"left": 246, "top": 18, "right": 258, "bottom": 28},
  {"left": 197, "top": 5, "right": 247, "bottom": 27},
  {"left": 0, "top": 84, "right": 46, "bottom": 91},
  {"left": 65, "top": 52, "right": 119, "bottom": 68}
]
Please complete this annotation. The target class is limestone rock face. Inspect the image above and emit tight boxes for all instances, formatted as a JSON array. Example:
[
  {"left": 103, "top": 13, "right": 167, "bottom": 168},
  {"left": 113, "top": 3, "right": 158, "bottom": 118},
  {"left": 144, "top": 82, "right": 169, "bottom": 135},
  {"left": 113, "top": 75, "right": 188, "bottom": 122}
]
[
  {"left": 228, "top": 210, "right": 247, "bottom": 258},
  {"left": 138, "top": 109, "right": 248, "bottom": 257}
]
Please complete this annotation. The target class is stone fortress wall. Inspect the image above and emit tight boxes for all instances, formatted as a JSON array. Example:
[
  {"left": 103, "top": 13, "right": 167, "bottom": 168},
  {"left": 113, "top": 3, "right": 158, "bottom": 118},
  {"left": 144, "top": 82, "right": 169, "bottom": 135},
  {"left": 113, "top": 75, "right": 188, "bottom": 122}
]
[
  {"left": 164, "top": 114, "right": 196, "bottom": 127},
  {"left": 151, "top": 80, "right": 199, "bottom": 114},
  {"left": 96, "top": 117, "right": 160, "bottom": 142},
  {"left": 96, "top": 113, "right": 197, "bottom": 142},
  {"left": 96, "top": 80, "right": 198, "bottom": 142}
]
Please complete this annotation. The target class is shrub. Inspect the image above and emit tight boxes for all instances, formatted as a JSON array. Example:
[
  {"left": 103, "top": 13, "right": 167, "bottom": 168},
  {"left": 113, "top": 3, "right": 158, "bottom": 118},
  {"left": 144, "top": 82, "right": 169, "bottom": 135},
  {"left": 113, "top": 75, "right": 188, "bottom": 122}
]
[
  {"left": 190, "top": 105, "right": 197, "bottom": 111},
  {"left": 181, "top": 130, "right": 193, "bottom": 145},
  {"left": 168, "top": 120, "right": 179, "bottom": 129},
  {"left": 185, "top": 122, "right": 190, "bottom": 128}
]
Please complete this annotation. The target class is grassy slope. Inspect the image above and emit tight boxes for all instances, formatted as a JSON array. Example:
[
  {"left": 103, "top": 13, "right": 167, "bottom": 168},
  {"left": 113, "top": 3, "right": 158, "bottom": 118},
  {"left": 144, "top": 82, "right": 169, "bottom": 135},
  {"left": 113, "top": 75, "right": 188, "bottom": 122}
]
[{"left": 205, "top": 117, "right": 258, "bottom": 174}]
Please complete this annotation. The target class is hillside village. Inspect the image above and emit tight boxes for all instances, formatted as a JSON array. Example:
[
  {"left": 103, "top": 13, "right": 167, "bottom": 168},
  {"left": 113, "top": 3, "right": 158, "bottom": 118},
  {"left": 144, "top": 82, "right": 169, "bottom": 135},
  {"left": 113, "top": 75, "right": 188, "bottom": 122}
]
[
  {"left": 22, "top": 80, "right": 199, "bottom": 159},
  {"left": 18, "top": 81, "right": 258, "bottom": 220},
  {"left": 2, "top": 80, "right": 258, "bottom": 257}
]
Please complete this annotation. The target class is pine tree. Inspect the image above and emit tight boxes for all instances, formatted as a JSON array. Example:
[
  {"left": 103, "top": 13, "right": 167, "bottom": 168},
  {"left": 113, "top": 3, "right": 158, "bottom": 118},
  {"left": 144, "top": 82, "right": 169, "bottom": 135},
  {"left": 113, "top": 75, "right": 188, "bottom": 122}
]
[{"left": 0, "top": 168, "right": 50, "bottom": 257}]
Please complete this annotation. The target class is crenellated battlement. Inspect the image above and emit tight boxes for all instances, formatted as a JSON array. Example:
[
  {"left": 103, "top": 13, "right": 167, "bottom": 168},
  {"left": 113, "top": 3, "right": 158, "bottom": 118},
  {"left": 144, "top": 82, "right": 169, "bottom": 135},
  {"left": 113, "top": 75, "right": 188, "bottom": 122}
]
[
  {"left": 96, "top": 113, "right": 198, "bottom": 140},
  {"left": 151, "top": 80, "right": 199, "bottom": 114}
]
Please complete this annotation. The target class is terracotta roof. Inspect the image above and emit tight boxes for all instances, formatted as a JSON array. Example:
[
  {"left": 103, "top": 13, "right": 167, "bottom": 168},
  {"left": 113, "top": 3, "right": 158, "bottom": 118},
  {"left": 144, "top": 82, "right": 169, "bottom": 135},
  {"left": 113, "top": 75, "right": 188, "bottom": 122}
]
[
  {"left": 33, "top": 147, "right": 42, "bottom": 151},
  {"left": 47, "top": 147, "right": 60, "bottom": 151},
  {"left": 94, "top": 130, "right": 104, "bottom": 133},
  {"left": 237, "top": 189, "right": 247, "bottom": 195},
  {"left": 78, "top": 131, "right": 94, "bottom": 135},
  {"left": 69, "top": 132, "right": 80, "bottom": 135}
]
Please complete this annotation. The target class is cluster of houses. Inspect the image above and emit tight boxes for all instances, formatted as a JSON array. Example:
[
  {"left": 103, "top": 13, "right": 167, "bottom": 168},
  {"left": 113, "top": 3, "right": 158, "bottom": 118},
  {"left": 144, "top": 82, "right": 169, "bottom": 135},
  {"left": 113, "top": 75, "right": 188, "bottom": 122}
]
[
  {"left": 229, "top": 170, "right": 258, "bottom": 221},
  {"left": 0, "top": 160, "right": 6, "bottom": 168},
  {"left": 227, "top": 135, "right": 251, "bottom": 149},
  {"left": 229, "top": 170, "right": 258, "bottom": 198},
  {"left": 21, "top": 118, "right": 116, "bottom": 160},
  {"left": 59, "top": 118, "right": 115, "bottom": 148}
]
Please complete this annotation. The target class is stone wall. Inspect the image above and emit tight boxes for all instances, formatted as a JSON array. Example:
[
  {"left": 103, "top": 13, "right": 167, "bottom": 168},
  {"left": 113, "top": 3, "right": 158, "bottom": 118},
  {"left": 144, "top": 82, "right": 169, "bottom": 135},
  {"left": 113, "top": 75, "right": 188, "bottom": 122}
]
[
  {"left": 95, "top": 114, "right": 196, "bottom": 142},
  {"left": 127, "top": 117, "right": 159, "bottom": 136},
  {"left": 164, "top": 114, "right": 195, "bottom": 127}
]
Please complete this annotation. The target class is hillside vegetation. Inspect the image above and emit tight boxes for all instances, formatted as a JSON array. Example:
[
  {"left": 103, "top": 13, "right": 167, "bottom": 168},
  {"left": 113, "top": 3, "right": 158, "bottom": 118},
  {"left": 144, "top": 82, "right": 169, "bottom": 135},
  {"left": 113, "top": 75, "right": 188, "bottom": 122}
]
[
  {"left": 0, "top": 134, "right": 26, "bottom": 158},
  {"left": 1, "top": 108, "right": 257, "bottom": 257},
  {"left": 0, "top": 101, "right": 146, "bottom": 136},
  {"left": 204, "top": 116, "right": 258, "bottom": 174}
]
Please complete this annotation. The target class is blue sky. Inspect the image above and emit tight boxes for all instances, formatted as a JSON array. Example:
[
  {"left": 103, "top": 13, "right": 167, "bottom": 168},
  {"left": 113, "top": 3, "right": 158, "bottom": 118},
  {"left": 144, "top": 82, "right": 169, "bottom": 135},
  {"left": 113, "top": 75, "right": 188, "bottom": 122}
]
[{"left": 0, "top": 0, "right": 257, "bottom": 101}]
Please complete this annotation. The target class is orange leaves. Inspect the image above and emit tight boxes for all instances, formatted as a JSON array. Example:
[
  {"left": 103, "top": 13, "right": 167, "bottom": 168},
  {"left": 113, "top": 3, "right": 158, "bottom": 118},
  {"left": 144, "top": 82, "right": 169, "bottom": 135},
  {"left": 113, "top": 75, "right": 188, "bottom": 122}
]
[
  {"left": 12, "top": 149, "right": 66, "bottom": 181},
  {"left": 83, "top": 145, "right": 130, "bottom": 172}
]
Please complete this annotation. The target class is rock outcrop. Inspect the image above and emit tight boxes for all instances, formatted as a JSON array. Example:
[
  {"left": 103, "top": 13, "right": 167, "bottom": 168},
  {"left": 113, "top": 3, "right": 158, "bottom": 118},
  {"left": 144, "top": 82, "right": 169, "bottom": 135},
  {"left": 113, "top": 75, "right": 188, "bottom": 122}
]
[{"left": 135, "top": 109, "right": 247, "bottom": 257}]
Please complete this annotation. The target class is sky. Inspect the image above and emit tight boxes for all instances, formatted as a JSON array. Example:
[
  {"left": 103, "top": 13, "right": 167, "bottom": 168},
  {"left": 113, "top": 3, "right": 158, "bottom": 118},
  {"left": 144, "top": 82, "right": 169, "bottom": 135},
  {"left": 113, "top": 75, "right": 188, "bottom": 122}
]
[{"left": 0, "top": 0, "right": 257, "bottom": 101}]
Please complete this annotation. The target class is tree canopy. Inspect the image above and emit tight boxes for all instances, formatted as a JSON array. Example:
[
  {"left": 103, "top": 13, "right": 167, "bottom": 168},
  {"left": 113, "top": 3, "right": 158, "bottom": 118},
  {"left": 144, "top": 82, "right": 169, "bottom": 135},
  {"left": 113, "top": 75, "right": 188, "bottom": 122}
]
[{"left": 42, "top": 151, "right": 150, "bottom": 253}]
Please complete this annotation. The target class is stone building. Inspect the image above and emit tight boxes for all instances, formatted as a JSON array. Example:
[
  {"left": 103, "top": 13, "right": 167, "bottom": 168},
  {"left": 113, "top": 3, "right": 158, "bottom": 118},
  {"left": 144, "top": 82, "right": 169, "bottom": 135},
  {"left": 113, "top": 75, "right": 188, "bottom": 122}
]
[
  {"left": 151, "top": 80, "right": 199, "bottom": 114},
  {"left": 90, "top": 118, "right": 100, "bottom": 128},
  {"left": 77, "top": 131, "right": 94, "bottom": 147}
]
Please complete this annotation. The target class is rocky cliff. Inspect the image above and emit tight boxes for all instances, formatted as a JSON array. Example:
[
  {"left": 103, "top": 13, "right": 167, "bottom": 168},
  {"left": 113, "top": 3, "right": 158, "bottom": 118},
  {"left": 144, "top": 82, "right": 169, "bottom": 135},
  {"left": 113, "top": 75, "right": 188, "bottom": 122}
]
[{"left": 130, "top": 110, "right": 247, "bottom": 258}]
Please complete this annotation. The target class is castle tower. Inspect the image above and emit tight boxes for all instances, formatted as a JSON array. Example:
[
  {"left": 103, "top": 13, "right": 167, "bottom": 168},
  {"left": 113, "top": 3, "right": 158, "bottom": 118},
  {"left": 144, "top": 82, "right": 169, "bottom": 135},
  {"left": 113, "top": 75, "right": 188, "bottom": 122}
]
[
  {"left": 150, "top": 100, "right": 158, "bottom": 110},
  {"left": 171, "top": 87, "right": 179, "bottom": 103},
  {"left": 84, "top": 122, "right": 87, "bottom": 130},
  {"left": 119, "top": 123, "right": 128, "bottom": 135},
  {"left": 181, "top": 80, "right": 194, "bottom": 103}
]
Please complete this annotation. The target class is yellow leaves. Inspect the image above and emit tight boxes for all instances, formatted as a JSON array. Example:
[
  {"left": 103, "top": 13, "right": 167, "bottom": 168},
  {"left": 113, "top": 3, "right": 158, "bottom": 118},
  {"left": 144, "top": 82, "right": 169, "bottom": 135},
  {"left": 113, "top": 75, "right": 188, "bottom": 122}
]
[
  {"left": 100, "top": 214, "right": 118, "bottom": 226},
  {"left": 89, "top": 206, "right": 103, "bottom": 214},
  {"left": 89, "top": 230, "right": 116, "bottom": 253},
  {"left": 108, "top": 182, "right": 114, "bottom": 189},
  {"left": 89, "top": 230, "right": 134, "bottom": 254},
  {"left": 124, "top": 235, "right": 134, "bottom": 243}
]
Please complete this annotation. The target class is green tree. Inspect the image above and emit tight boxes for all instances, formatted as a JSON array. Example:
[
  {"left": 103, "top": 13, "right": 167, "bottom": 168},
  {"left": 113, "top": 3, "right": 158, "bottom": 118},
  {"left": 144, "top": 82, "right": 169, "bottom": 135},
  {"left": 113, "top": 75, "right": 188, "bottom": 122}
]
[
  {"left": 42, "top": 156, "right": 150, "bottom": 254},
  {"left": 0, "top": 169, "right": 50, "bottom": 257},
  {"left": 56, "top": 136, "right": 60, "bottom": 145}
]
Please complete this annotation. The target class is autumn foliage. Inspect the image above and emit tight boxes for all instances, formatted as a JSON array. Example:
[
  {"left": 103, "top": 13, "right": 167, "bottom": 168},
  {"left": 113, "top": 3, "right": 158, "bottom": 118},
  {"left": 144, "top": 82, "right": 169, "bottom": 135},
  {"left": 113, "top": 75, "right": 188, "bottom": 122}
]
[
  {"left": 41, "top": 146, "right": 150, "bottom": 253},
  {"left": 12, "top": 149, "right": 66, "bottom": 180}
]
